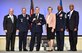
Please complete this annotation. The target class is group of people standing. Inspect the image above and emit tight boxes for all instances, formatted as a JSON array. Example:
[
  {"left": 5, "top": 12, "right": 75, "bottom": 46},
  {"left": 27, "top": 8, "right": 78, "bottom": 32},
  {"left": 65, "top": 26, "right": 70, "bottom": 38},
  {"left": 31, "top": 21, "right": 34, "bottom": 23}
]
[{"left": 3, "top": 4, "right": 79, "bottom": 51}]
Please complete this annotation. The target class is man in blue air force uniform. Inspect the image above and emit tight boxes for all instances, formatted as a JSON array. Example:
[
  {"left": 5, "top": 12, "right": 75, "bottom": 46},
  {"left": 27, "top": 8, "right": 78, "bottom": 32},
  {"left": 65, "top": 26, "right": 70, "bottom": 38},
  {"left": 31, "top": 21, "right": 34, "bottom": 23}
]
[
  {"left": 30, "top": 7, "right": 46, "bottom": 51},
  {"left": 56, "top": 6, "right": 66, "bottom": 51},
  {"left": 17, "top": 8, "right": 31, "bottom": 51}
]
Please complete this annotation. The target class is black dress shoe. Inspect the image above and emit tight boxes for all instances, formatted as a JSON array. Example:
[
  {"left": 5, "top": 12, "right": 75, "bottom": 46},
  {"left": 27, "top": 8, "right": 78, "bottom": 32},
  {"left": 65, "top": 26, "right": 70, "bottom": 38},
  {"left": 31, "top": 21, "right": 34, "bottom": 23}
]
[
  {"left": 11, "top": 50, "right": 14, "bottom": 51},
  {"left": 19, "top": 49, "right": 22, "bottom": 51},
  {"left": 29, "top": 50, "right": 33, "bottom": 51},
  {"left": 23, "top": 49, "right": 28, "bottom": 51},
  {"left": 29, "top": 49, "right": 33, "bottom": 51},
  {"left": 68, "top": 50, "right": 77, "bottom": 51},
  {"left": 72, "top": 50, "right": 77, "bottom": 51},
  {"left": 36, "top": 50, "right": 39, "bottom": 51}
]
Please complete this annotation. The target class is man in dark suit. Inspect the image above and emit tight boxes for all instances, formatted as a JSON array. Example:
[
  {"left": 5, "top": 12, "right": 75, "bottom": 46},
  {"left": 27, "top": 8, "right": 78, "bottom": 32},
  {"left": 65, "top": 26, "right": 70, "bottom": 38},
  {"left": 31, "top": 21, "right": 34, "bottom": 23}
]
[
  {"left": 3, "top": 8, "right": 17, "bottom": 51},
  {"left": 30, "top": 7, "right": 46, "bottom": 51},
  {"left": 66, "top": 4, "right": 79, "bottom": 51},
  {"left": 56, "top": 6, "right": 66, "bottom": 51},
  {"left": 17, "top": 8, "right": 31, "bottom": 51}
]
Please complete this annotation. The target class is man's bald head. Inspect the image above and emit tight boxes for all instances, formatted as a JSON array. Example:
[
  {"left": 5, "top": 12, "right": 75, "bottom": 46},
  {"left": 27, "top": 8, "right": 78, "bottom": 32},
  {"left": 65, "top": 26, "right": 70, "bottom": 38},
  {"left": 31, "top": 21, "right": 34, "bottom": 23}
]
[
  {"left": 57, "top": 5, "right": 63, "bottom": 12},
  {"left": 69, "top": 4, "right": 74, "bottom": 11},
  {"left": 9, "top": 8, "right": 14, "bottom": 15}
]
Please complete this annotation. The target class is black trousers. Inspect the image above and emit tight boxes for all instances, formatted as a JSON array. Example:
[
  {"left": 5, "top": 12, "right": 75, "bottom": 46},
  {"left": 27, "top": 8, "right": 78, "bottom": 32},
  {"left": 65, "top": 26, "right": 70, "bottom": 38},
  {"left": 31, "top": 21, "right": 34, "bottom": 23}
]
[
  {"left": 6, "top": 32, "right": 16, "bottom": 51},
  {"left": 69, "top": 30, "right": 78, "bottom": 51},
  {"left": 19, "top": 31, "right": 27, "bottom": 50},
  {"left": 56, "top": 31, "right": 64, "bottom": 51},
  {"left": 30, "top": 32, "right": 42, "bottom": 51}
]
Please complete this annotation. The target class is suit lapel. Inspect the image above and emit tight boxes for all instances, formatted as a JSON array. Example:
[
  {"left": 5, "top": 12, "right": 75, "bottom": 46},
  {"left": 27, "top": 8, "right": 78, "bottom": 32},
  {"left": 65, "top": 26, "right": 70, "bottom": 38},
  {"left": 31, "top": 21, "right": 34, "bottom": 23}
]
[
  {"left": 13, "top": 15, "right": 15, "bottom": 23},
  {"left": 70, "top": 11, "right": 74, "bottom": 19},
  {"left": 57, "top": 11, "right": 62, "bottom": 16},
  {"left": 69, "top": 10, "right": 75, "bottom": 19}
]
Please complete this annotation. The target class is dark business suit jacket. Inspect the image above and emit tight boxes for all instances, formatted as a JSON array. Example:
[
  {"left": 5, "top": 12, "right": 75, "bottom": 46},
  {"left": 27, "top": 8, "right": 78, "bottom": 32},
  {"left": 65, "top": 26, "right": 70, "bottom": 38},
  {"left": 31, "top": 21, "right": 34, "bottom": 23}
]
[
  {"left": 66, "top": 10, "right": 79, "bottom": 30},
  {"left": 3, "top": 14, "right": 17, "bottom": 33},
  {"left": 31, "top": 13, "right": 46, "bottom": 33}
]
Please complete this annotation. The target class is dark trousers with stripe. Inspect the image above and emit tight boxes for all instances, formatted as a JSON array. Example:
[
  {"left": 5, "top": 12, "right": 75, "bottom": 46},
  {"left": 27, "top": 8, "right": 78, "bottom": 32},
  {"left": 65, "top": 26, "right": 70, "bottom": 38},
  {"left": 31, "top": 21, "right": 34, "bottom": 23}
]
[
  {"left": 56, "top": 31, "right": 64, "bottom": 51},
  {"left": 30, "top": 32, "right": 42, "bottom": 51},
  {"left": 19, "top": 31, "right": 27, "bottom": 51}
]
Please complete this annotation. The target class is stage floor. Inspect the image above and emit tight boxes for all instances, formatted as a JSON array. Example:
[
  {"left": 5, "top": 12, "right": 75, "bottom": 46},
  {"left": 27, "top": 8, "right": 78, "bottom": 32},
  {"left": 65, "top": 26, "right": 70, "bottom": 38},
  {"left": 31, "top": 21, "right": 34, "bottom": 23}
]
[
  {"left": 0, "top": 37, "right": 82, "bottom": 51},
  {"left": 0, "top": 51, "right": 82, "bottom": 53}
]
